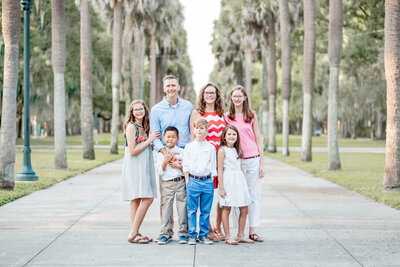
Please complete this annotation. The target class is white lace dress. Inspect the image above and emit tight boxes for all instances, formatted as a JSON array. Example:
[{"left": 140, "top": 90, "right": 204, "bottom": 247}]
[{"left": 218, "top": 146, "right": 251, "bottom": 207}]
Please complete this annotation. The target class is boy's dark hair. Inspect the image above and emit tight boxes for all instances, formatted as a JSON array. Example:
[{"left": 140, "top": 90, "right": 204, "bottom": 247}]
[{"left": 164, "top": 126, "right": 179, "bottom": 136}]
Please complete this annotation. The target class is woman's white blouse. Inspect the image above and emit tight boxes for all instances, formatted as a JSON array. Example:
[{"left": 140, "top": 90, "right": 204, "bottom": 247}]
[{"left": 182, "top": 139, "right": 217, "bottom": 177}]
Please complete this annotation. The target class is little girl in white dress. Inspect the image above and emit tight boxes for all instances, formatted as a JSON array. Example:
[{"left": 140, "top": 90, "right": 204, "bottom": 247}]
[{"left": 217, "top": 125, "right": 253, "bottom": 245}]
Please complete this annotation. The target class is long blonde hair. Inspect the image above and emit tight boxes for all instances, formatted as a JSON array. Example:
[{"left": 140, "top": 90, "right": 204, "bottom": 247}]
[
  {"left": 227, "top": 85, "right": 254, "bottom": 123},
  {"left": 196, "top": 82, "right": 224, "bottom": 117},
  {"left": 123, "top": 100, "right": 150, "bottom": 136}
]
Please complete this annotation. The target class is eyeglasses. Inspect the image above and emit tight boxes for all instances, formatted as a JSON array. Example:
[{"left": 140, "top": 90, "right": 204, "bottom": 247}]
[
  {"left": 204, "top": 92, "right": 216, "bottom": 96},
  {"left": 232, "top": 95, "right": 244, "bottom": 99}
]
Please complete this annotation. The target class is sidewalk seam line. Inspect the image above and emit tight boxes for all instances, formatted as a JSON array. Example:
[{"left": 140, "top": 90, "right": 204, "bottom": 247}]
[
  {"left": 22, "top": 188, "right": 119, "bottom": 267},
  {"left": 268, "top": 183, "right": 364, "bottom": 267},
  {"left": 193, "top": 244, "right": 196, "bottom": 267}
]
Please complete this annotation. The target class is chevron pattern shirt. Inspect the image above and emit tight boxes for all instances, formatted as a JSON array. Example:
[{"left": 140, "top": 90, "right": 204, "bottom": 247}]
[{"left": 201, "top": 111, "right": 226, "bottom": 150}]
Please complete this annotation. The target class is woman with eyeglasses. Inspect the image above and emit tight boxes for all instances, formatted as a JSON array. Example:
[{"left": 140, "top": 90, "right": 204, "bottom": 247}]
[
  {"left": 189, "top": 82, "right": 226, "bottom": 241},
  {"left": 224, "top": 85, "right": 264, "bottom": 243}
]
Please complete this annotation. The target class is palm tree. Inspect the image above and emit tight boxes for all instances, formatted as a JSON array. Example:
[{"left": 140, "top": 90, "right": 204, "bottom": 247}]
[
  {"left": 279, "top": 0, "right": 291, "bottom": 157},
  {"left": 79, "top": 0, "right": 95, "bottom": 160},
  {"left": 261, "top": 44, "right": 268, "bottom": 144},
  {"left": 122, "top": 2, "right": 134, "bottom": 113},
  {"left": 132, "top": 23, "right": 145, "bottom": 100},
  {"left": 327, "top": 0, "right": 342, "bottom": 170},
  {"left": 268, "top": 13, "right": 277, "bottom": 153},
  {"left": 52, "top": 0, "right": 68, "bottom": 169},
  {"left": 383, "top": 0, "right": 400, "bottom": 190},
  {"left": 300, "top": 0, "right": 316, "bottom": 162},
  {"left": 110, "top": 0, "right": 123, "bottom": 154},
  {"left": 0, "top": 0, "right": 21, "bottom": 189}
]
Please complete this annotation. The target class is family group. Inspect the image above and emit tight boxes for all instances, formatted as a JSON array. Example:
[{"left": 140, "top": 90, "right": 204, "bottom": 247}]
[{"left": 120, "top": 75, "right": 264, "bottom": 245}]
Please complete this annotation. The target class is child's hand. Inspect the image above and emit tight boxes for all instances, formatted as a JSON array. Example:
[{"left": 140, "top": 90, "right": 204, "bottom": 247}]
[
  {"left": 219, "top": 188, "right": 226, "bottom": 198},
  {"left": 149, "top": 131, "right": 161, "bottom": 141},
  {"left": 164, "top": 152, "right": 174, "bottom": 162},
  {"left": 169, "top": 160, "right": 182, "bottom": 169}
]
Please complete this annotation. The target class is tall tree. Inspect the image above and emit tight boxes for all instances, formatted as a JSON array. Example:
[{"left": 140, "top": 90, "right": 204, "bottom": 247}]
[
  {"left": 80, "top": 0, "right": 95, "bottom": 160},
  {"left": 383, "top": 0, "right": 400, "bottom": 190},
  {"left": 327, "top": 0, "right": 342, "bottom": 170},
  {"left": 279, "top": 0, "right": 291, "bottom": 156},
  {"left": 0, "top": 0, "right": 21, "bottom": 189},
  {"left": 122, "top": 2, "right": 134, "bottom": 113},
  {"left": 52, "top": 0, "right": 68, "bottom": 169},
  {"left": 300, "top": 0, "right": 316, "bottom": 162},
  {"left": 110, "top": 0, "right": 123, "bottom": 154},
  {"left": 268, "top": 13, "right": 277, "bottom": 153},
  {"left": 132, "top": 23, "right": 145, "bottom": 100}
]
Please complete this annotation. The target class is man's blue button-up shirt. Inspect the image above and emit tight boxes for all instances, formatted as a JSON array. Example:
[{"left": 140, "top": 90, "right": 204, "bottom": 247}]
[{"left": 150, "top": 97, "right": 193, "bottom": 151}]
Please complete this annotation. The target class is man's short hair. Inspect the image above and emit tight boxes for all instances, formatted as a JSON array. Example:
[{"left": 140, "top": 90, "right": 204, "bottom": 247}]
[
  {"left": 163, "top": 75, "right": 179, "bottom": 86},
  {"left": 193, "top": 118, "right": 208, "bottom": 129},
  {"left": 164, "top": 126, "right": 179, "bottom": 136}
]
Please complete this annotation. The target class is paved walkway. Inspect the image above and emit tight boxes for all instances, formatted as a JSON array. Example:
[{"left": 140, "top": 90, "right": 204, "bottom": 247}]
[{"left": 1, "top": 157, "right": 399, "bottom": 266}]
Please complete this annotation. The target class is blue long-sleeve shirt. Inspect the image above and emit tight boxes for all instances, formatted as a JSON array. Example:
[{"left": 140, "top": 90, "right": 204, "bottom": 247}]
[{"left": 150, "top": 97, "right": 193, "bottom": 151}]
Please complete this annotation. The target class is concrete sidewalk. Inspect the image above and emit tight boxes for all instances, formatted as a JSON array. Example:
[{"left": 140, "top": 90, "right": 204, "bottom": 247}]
[{"left": 1, "top": 157, "right": 399, "bottom": 266}]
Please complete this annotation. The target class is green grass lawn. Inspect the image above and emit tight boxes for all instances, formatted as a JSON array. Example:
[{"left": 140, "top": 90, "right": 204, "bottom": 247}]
[
  {"left": 266, "top": 151, "right": 400, "bottom": 210},
  {"left": 16, "top": 132, "right": 125, "bottom": 146},
  {"left": 0, "top": 148, "right": 123, "bottom": 206},
  {"left": 270, "top": 134, "right": 385, "bottom": 148},
  {"left": 17, "top": 133, "right": 385, "bottom": 148}
]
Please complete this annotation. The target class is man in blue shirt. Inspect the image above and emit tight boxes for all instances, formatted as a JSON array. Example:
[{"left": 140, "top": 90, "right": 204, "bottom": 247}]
[
  {"left": 150, "top": 75, "right": 193, "bottom": 152},
  {"left": 150, "top": 75, "right": 193, "bottom": 241}
]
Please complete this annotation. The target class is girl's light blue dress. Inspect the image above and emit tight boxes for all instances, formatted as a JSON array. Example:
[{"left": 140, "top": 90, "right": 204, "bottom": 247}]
[{"left": 121, "top": 123, "right": 157, "bottom": 200}]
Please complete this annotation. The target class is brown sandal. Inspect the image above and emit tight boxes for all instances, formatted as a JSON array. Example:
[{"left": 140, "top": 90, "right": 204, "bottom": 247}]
[
  {"left": 128, "top": 234, "right": 149, "bottom": 244},
  {"left": 249, "top": 233, "right": 263, "bottom": 242}
]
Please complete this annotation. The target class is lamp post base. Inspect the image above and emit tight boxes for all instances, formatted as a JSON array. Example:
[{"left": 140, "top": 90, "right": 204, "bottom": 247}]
[{"left": 16, "top": 167, "right": 38, "bottom": 181}]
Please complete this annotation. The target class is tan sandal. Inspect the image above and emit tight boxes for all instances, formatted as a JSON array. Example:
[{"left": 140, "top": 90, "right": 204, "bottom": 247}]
[
  {"left": 213, "top": 227, "right": 225, "bottom": 241},
  {"left": 225, "top": 237, "right": 239, "bottom": 245},
  {"left": 235, "top": 236, "right": 255, "bottom": 243},
  {"left": 128, "top": 233, "right": 149, "bottom": 244}
]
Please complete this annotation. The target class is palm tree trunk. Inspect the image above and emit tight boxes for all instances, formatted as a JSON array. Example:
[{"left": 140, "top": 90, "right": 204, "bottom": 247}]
[
  {"left": 279, "top": 0, "right": 291, "bottom": 156},
  {"left": 261, "top": 44, "right": 268, "bottom": 146},
  {"left": 150, "top": 33, "right": 157, "bottom": 107},
  {"left": 52, "top": 0, "right": 68, "bottom": 169},
  {"left": 132, "top": 24, "right": 144, "bottom": 100},
  {"left": 327, "top": 0, "right": 342, "bottom": 170},
  {"left": 383, "top": 0, "right": 400, "bottom": 190},
  {"left": 300, "top": 0, "right": 316, "bottom": 162},
  {"left": 268, "top": 13, "right": 277, "bottom": 153},
  {"left": 0, "top": 0, "right": 21, "bottom": 189},
  {"left": 245, "top": 36, "right": 252, "bottom": 106},
  {"left": 376, "top": 111, "right": 384, "bottom": 139},
  {"left": 233, "top": 57, "right": 244, "bottom": 85},
  {"left": 80, "top": 0, "right": 95, "bottom": 160},
  {"left": 110, "top": 0, "right": 123, "bottom": 154},
  {"left": 123, "top": 11, "right": 133, "bottom": 114}
]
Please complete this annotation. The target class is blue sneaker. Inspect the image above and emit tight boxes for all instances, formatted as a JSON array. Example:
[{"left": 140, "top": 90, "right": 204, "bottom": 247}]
[
  {"left": 158, "top": 236, "right": 169, "bottom": 245},
  {"left": 179, "top": 235, "right": 188, "bottom": 244},
  {"left": 188, "top": 236, "right": 196, "bottom": 245}
]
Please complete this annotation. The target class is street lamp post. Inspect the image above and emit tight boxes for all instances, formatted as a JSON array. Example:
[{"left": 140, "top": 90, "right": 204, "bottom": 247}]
[{"left": 16, "top": 0, "right": 38, "bottom": 182}]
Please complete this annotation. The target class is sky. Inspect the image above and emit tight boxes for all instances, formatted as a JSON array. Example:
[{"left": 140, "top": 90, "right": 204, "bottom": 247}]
[{"left": 180, "top": 0, "right": 221, "bottom": 95}]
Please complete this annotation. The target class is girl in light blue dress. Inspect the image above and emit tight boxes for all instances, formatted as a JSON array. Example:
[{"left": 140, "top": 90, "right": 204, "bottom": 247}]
[{"left": 121, "top": 100, "right": 160, "bottom": 244}]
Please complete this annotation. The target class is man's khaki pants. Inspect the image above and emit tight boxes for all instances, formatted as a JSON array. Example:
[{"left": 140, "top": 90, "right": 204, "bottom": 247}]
[{"left": 159, "top": 178, "right": 188, "bottom": 238}]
